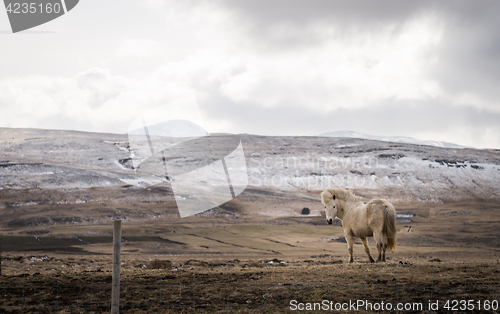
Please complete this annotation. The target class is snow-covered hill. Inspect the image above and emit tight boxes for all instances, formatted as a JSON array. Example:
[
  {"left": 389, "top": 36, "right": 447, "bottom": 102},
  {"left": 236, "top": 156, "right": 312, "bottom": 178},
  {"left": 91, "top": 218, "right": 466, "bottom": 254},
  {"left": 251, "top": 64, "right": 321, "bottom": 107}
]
[
  {"left": 1, "top": 128, "right": 499, "bottom": 204},
  {"left": 320, "top": 131, "right": 468, "bottom": 149},
  {"left": 243, "top": 135, "right": 499, "bottom": 203}
]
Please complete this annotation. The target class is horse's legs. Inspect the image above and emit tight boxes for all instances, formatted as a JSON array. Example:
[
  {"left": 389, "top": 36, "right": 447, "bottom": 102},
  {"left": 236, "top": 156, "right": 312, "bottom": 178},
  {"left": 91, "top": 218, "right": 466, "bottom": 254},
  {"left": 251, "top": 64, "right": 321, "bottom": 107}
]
[
  {"left": 380, "top": 234, "right": 388, "bottom": 262},
  {"left": 346, "top": 234, "right": 354, "bottom": 263},
  {"left": 374, "top": 233, "right": 383, "bottom": 262},
  {"left": 360, "top": 237, "right": 375, "bottom": 263}
]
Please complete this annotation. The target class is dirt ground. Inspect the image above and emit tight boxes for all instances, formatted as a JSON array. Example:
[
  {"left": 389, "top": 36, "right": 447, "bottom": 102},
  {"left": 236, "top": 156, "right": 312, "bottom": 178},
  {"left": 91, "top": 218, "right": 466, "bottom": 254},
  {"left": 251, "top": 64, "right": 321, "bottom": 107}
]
[{"left": 1, "top": 256, "right": 499, "bottom": 313}]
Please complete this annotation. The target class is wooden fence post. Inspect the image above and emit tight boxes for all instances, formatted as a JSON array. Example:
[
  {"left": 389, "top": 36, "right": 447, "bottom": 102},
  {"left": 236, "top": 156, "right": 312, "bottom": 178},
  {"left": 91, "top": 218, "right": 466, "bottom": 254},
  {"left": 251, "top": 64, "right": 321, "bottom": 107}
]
[{"left": 111, "top": 220, "right": 122, "bottom": 314}]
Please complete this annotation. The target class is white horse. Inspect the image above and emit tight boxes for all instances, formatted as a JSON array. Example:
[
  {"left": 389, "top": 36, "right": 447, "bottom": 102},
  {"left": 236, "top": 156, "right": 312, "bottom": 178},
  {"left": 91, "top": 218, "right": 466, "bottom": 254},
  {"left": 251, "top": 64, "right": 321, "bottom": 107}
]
[{"left": 321, "top": 188, "right": 397, "bottom": 263}]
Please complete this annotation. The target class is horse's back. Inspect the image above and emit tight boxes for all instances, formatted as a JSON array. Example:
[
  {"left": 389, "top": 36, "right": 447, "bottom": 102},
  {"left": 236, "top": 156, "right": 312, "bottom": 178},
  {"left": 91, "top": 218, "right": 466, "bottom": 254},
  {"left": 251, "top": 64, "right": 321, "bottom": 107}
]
[
  {"left": 366, "top": 199, "right": 395, "bottom": 212},
  {"left": 365, "top": 199, "right": 395, "bottom": 228}
]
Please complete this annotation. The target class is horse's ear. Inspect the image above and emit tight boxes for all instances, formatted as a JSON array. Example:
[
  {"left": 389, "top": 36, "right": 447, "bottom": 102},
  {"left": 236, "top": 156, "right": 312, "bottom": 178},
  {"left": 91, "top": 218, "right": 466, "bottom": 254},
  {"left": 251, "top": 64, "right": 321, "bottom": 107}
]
[{"left": 333, "top": 195, "right": 336, "bottom": 200}]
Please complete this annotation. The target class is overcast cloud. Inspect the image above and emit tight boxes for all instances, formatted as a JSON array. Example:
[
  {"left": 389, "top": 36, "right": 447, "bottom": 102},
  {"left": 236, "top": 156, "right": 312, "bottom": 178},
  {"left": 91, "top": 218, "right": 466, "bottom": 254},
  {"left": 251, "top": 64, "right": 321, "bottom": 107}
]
[{"left": 0, "top": 0, "right": 499, "bottom": 148}]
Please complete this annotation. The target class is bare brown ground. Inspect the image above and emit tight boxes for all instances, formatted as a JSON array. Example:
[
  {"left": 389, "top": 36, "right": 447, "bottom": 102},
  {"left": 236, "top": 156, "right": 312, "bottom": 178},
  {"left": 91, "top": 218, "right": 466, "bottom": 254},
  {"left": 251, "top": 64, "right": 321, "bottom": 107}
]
[
  {"left": 1, "top": 194, "right": 500, "bottom": 313},
  {"left": 1, "top": 257, "right": 499, "bottom": 313}
]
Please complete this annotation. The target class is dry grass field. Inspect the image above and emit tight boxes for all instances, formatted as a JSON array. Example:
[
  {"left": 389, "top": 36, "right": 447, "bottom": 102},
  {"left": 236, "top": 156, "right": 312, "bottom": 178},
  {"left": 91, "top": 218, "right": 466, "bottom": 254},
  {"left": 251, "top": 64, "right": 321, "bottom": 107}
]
[{"left": 1, "top": 198, "right": 500, "bottom": 313}]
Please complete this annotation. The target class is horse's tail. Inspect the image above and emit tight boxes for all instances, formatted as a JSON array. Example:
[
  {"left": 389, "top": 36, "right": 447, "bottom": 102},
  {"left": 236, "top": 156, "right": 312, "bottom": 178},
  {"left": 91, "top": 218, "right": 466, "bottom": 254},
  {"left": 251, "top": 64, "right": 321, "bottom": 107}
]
[{"left": 383, "top": 205, "right": 397, "bottom": 252}]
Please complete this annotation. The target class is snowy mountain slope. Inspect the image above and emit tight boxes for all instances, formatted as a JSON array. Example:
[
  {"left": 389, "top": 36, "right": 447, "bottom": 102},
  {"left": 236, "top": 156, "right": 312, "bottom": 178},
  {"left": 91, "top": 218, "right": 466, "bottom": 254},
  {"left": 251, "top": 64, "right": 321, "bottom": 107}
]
[
  {"left": 320, "top": 131, "right": 469, "bottom": 149},
  {"left": 0, "top": 128, "right": 499, "bottom": 204},
  {"left": 242, "top": 135, "right": 500, "bottom": 202}
]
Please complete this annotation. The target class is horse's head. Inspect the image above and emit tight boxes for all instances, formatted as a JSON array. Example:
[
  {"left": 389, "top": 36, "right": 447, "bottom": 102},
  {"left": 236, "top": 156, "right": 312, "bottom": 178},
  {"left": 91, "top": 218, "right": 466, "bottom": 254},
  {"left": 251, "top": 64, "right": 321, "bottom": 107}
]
[
  {"left": 324, "top": 203, "right": 337, "bottom": 225},
  {"left": 321, "top": 191, "right": 337, "bottom": 225}
]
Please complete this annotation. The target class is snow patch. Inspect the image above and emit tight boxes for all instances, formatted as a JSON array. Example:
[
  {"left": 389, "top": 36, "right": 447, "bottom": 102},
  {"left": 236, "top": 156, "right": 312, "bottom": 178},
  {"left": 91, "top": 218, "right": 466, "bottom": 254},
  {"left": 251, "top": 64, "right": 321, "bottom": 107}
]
[
  {"left": 120, "top": 177, "right": 167, "bottom": 187},
  {"left": 114, "top": 160, "right": 132, "bottom": 171}
]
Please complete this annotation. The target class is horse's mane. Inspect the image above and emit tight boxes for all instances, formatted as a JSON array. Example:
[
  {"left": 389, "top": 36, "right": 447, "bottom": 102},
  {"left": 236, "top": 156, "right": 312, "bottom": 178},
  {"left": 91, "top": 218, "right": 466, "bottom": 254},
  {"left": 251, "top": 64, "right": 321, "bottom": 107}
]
[{"left": 321, "top": 188, "right": 363, "bottom": 203}]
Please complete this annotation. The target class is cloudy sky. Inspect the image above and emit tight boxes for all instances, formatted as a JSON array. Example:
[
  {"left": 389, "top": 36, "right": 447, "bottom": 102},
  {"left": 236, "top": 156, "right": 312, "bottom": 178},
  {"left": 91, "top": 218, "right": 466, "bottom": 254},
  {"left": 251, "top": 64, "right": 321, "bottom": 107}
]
[{"left": 1, "top": 0, "right": 499, "bottom": 148}]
